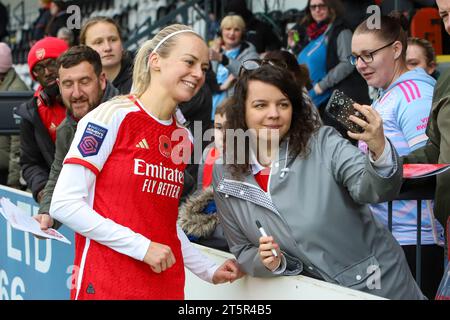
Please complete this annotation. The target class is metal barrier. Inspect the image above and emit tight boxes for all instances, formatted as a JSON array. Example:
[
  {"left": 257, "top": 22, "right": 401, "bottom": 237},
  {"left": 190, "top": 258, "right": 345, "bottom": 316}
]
[
  {"left": 387, "top": 175, "right": 436, "bottom": 289},
  {"left": 0, "top": 91, "right": 33, "bottom": 135}
]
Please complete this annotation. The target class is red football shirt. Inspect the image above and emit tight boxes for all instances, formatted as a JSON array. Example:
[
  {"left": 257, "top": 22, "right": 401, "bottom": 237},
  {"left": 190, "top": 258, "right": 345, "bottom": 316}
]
[{"left": 64, "top": 96, "right": 192, "bottom": 299}]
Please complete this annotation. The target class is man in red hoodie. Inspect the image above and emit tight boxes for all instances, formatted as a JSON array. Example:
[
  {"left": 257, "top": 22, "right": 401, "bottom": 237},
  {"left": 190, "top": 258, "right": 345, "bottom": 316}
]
[{"left": 15, "top": 36, "right": 68, "bottom": 203}]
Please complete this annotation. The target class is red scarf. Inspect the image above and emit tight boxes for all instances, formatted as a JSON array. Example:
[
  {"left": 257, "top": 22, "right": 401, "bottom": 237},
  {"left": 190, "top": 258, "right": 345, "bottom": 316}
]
[
  {"left": 307, "top": 22, "right": 329, "bottom": 40},
  {"left": 35, "top": 88, "right": 66, "bottom": 142}
]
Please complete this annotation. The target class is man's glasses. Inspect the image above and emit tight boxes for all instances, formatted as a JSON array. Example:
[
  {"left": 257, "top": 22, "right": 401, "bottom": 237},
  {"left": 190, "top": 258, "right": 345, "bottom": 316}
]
[
  {"left": 239, "top": 58, "right": 288, "bottom": 76},
  {"left": 348, "top": 40, "right": 396, "bottom": 66},
  {"left": 309, "top": 4, "right": 327, "bottom": 11},
  {"left": 33, "top": 58, "right": 58, "bottom": 75}
]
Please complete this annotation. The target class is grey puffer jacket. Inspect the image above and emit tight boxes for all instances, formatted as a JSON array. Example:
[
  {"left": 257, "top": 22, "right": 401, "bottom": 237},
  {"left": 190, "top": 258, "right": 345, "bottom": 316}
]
[{"left": 213, "top": 126, "right": 425, "bottom": 300}]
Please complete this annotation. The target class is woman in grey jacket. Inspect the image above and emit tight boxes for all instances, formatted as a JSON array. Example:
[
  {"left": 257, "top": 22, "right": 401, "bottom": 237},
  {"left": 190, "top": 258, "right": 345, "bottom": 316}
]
[{"left": 213, "top": 64, "right": 425, "bottom": 300}]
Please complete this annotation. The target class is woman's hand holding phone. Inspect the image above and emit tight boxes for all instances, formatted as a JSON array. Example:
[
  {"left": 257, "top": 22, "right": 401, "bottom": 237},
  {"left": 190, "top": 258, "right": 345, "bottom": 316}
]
[
  {"left": 325, "top": 90, "right": 386, "bottom": 160},
  {"left": 347, "top": 103, "right": 386, "bottom": 160}
]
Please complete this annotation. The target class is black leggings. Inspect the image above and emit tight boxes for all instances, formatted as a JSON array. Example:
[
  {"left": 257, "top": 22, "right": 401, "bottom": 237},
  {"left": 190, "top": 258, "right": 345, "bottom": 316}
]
[{"left": 402, "top": 244, "right": 444, "bottom": 299}]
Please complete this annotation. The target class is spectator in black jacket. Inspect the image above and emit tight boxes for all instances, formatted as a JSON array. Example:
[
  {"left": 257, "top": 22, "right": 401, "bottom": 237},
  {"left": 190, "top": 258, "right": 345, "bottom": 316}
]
[
  {"left": 224, "top": 0, "right": 282, "bottom": 54},
  {"left": 45, "top": 0, "right": 70, "bottom": 37},
  {"left": 30, "top": 0, "right": 52, "bottom": 45},
  {"left": 14, "top": 37, "right": 69, "bottom": 202},
  {"left": 340, "top": 0, "right": 375, "bottom": 31},
  {"left": 0, "top": 1, "right": 8, "bottom": 41},
  {"left": 80, "top": 17, "right": 133, "bottom": 94}
]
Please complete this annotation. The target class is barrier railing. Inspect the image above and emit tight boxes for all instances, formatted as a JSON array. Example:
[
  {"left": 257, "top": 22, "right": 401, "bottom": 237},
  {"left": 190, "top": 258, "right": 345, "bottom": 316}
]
[{"left": 387, "top": 175, "right": 437, "bottom": 289}]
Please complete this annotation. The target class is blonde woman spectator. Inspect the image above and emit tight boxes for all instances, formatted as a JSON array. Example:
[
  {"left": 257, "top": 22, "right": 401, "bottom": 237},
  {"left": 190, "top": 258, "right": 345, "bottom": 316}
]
[{"left": 209, "top": 14, "right": 259, "bottom": 120}]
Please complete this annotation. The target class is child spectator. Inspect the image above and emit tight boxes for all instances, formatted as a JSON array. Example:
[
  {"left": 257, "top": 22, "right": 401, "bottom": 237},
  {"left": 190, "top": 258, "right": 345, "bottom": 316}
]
[{"left": 178, "top": 98, "right": 233, "bottom": 252}]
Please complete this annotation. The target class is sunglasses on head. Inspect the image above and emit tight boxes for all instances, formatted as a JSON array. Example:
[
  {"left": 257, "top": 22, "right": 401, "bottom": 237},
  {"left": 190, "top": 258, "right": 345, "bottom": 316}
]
[{"left": 239, "top": 58, "right": 288, "bottom": 77}]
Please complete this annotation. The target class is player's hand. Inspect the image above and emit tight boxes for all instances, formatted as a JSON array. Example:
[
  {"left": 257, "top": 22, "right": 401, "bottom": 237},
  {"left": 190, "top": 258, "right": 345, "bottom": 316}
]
[
  {"left": 143, "top": 242, "right": 176, "bottom": 273},
  {"left": 347, "top": 103, "right": 385, "bottom": 160},
  {"left": 212, "top": 259, "right": 245, "bottom": 284}
]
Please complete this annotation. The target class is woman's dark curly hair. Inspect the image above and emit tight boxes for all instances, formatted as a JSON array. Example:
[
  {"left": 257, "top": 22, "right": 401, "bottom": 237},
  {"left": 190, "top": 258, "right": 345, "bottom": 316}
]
[
  {"left": 264, "top": 50, "right": 313, "bottom": 90},
  {"left": 224, "top": 65, "right": 321, "bottom": 178}
]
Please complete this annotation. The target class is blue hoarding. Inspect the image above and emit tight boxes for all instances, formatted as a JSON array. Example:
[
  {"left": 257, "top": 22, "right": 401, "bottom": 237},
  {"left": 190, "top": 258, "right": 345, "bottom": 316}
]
[{"left": 0, "top": 186, "right": 73, "bottom": 299}]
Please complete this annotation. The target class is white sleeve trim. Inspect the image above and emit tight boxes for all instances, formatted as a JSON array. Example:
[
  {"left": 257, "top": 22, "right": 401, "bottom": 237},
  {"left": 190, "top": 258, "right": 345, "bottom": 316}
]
[
  {"left": 50, "top": 163, "right": 150, "bottom": 261},
  {"left": 408, "top": 133, "right": 428, "bottom": 148},
  {"left": 177, "top": 225, "right": 219, "bottom": 283}
]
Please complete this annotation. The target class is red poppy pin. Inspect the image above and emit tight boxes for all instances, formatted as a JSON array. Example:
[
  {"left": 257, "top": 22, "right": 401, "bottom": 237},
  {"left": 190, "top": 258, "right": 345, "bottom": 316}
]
[{"left": 159, "top": 135, "right": 172, "bottom": 158}]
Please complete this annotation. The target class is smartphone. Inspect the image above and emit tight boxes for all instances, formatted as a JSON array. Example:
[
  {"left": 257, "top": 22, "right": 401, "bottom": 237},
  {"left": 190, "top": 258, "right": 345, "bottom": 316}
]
[{"left": 325, "top": 90, "right": 367, "bottom": 133}]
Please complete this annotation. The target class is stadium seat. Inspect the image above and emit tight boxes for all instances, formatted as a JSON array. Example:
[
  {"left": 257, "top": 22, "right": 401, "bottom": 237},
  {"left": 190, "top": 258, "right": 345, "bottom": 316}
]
[
  {"left": 282, "top": 8, "right": 303, "bottom": 24},
  {"left": 268, "top": 10, "right": 283, "bottom": 25}
]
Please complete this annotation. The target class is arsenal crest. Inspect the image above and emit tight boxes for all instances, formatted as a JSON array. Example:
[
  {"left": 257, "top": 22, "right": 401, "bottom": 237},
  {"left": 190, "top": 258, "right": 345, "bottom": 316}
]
[{"left": 36, "top": 48, "right": 46, "bottom": 60}]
